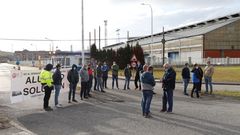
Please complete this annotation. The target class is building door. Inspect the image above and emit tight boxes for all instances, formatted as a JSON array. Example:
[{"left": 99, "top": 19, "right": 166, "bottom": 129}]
[{"left": 168, "top": 52, "right": 179, "bottom": 64}]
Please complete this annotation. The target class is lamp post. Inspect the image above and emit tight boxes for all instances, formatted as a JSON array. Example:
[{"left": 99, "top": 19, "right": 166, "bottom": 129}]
[
  {"left": 81, "top": 0, "right": 85, "bottom": 65},
  {"left": 141, "top": 3, "right": 153, "bottom": 65},
  {"left": 45, "top": 37, "right": 55, "bottom": 65}
]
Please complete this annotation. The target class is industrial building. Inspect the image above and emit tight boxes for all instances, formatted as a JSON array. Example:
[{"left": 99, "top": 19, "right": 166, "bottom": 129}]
[
  {"left": 104, "top": 12, "right": 240, "bottom": 65},
  {"left": 14, "top": 50, "right": 90, "bottom": 67}
]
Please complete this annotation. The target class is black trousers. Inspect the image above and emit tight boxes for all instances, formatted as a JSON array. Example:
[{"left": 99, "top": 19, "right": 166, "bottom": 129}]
[
  {"left": 94, "top": 77, "right": 97, "bottom": 90},
  {"left": 87, "top": 76, "right": 93, "bottom": 96},
  {"left": 81, "top": 82, "right": 88, "bottom": 98},
  {"left": 69, "top": 83, "right": 77, "bottom": 101},
  {"left": 43, "top": 86, "right": 53, "bottom": 109},
  {"left": 134, "top": 76, "right": 141, "bottom": 90},
  {"left": 102, "top": 76, "right": 108, "bottom": 88},
  {"left": 191, "top": 83, "right": 200, "bottom": 98}
]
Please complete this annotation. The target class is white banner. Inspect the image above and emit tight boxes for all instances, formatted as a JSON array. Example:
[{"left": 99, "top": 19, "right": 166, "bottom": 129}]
[{"left": 10, "top": 69, "right": 70, "bottom": 103}]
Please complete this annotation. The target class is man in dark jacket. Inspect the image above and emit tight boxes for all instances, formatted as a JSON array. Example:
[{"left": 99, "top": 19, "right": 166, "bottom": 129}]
[
  {"left": 123, "top": 64, "right": 132, "bottom": 90},
  {"left": 181, "top": 63, "right": 190, "bottom": 96},
  {"left": 53, "top": 64, "right": 63, "bottom": 108},
  {"left": 161, "top": 63, "right": 176, "bottom": 113},
  {"left": 101, "top": 62, "right": 109, "bottom": 89},
  {"left": 80, "top": 64, "right": 89, "bottom": 100},
  {"left": 135, "top": 61, "right": 143, "bottom": 90},
  {"left": 141, "top": 65, "right": 155, "bottom": 118},
  {"left": 96, "top": 62, "right": 105, "bottom": 92},
  {"left": 67, "top": 64, "right": 79, "bottom": 103}
]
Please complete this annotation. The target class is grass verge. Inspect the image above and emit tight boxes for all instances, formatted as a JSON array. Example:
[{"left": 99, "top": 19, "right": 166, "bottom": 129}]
[{"left": 213, "top": 90, "right": 240, "bottom": 99}]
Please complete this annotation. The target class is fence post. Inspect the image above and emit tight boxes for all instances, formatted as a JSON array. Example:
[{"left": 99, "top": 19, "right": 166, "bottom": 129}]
[{"left": 226, "top": 57, "right": 230, "bottom": 65}]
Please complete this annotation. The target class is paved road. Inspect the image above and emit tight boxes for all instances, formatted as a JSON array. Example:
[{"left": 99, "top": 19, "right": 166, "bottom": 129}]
[{"left": 1, "top": 63, "right": 240, "bottom": 135}]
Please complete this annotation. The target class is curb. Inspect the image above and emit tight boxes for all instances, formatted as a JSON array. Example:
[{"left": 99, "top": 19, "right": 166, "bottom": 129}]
[{"left": 111, "top": 76, "right": 240, "bottom": 86}]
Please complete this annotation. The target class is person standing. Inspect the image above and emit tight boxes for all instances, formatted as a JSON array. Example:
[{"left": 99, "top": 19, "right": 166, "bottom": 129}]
[
  {"left": 40, "top": 64, "right": 54, "bottom": 111},
  {"left": 123, "top": 64, "right": 132, "bottom": 90},
  {"left": 181, "top": 63, "right": 190, "bottom": 96},
  {"left": 93, "top": 64, "right": 97, "bottom": 90},
  {"left": 80, "top": 64, "right": 89, "bottom": 100},
  {"left": 198, "top": 66, "right": 203, "bottom": 94},
  {"left": 141, "top": 65, "right": 155, "bottom": 118},
  {"left": 96, "top": 62, "right": 105, "bottom": 92},
  {"left": 53, "top": 64, "right": 63, "bottom": 108},
  {"left": 204, "top": 60, "right": 214, "bottom": 94},
  {"left": 191, "top": 63, "right": 201, "bottom": 98},
  {"left": 135, "top": 61, "right": 143, "bottom": 90},
  {"left": 67, "top": 64, "right": 79, "bottom": 103},
  {"left": 87, "top": 64, "right": 93, "bottom": 97},
  {"left": 102, "top": 62, "right": 109, "bottom": 89},
  {"left": 111, "top": 61, "right": 119, "bottom": 89},
  {"left": 161, "top": 63, "right": 176, "bottom": 113}
]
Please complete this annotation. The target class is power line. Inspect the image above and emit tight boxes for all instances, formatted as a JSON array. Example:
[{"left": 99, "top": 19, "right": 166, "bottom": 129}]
[{"left": 0, "top": 37, "right": 143, "bottom": 42}]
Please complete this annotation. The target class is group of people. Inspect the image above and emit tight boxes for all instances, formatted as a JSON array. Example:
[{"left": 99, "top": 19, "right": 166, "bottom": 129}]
[
  {"left": 182, "top": 60, "right": 214, "bottom": 98},
  {"left": 39, "top": 61, "right": 142, "bottom": 111},
  {"left": 141, "top": 61, "right": 214, "bottom": 118},
  {"left": 141, "top": 63, "right": 176, "bottom": 118},
  {"left": 39, "top": 60, "right": 214, "bottom": 117}
]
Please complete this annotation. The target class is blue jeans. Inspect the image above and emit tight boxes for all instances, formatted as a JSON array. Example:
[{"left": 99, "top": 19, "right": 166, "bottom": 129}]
[
  {"left": 204, "top": 76, "right": 213, "bottom": 93},
  {"left": 97, "top": 77, "right": 103, "bottom": 91},
  {"left": 162, "top": 90, "right": 173, "bottom": 112},
  {"left": 183, "top": 78, "right": 190, "bottom": 94},
  {"left": 54, "top": 85, "right": 61, "bottom": 105},
  {"left": 123, "top": 77, "right": 130, "bottom": 89},
  {"left": 141, "top": 90, "right": 153, "bottom": 115},
  {"left": 112, "top": 75, "right": 119, "bottom": 89}
]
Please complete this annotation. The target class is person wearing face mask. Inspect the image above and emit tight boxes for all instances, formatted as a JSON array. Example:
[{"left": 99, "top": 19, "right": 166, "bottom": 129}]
[
  {"left": 161, "top": 63, "right": 176, "bottom": 113},
  {"left": 67, "top": 64, "right": 79, "bottom": 103},
  {"left": 191, "top": 63, "right": 201, "bottom": 98},
  {"left": 141, "top": 65, "right": 155, "bottom": 118},
  {"left": 101, "top": 62, "right": 109, "bottom": 89},
  {"left": 80, "top": 64, "right": 89, "bottom": 100}
]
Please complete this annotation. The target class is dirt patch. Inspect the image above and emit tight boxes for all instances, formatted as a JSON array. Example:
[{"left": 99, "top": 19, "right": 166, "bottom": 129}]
[{"left": 0, "top": 114, "right": 11, "bottom": 129}]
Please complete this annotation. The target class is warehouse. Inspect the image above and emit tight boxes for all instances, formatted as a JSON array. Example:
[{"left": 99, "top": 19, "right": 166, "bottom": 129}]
[{"left": 104, "top": 12, "right": 240, "bottom": 65}]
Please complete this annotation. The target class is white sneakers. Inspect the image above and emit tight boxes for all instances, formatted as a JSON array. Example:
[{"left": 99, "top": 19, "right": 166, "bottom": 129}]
[{"left": 55, "top": 104, "right": 63, "bottom": 108}]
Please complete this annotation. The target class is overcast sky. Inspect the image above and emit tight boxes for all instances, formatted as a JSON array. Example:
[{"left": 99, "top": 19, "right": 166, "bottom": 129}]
[{"left": 0, "top": 0, "right": 239, "bottom": 52}]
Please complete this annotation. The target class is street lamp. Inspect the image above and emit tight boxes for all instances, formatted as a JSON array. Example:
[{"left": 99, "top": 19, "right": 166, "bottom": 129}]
[
  {"left": 141, "top": 3, "right": 153, "bottom": 65},
  {"left": 45, "top": 37, "right": 55, "bottom": 65}
]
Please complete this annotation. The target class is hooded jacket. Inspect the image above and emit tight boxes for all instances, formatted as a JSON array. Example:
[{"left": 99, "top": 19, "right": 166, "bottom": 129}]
[
  {"left": 162, "top": 67, "right": 176, "bottom": 90},
  {"left": 141, "top": 71, "right": 155, "bottom": 91},
  {"left": 80, "top": 66, "right": 89, "bottom": 82},
  {"left": 67, "top": 64, "right": 79, "bottom": 84},
  {"left": 40, "top": 64, "right": 53, "bottom": 87}
]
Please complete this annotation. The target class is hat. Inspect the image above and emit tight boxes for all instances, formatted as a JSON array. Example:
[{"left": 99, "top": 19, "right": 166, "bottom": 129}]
[{"left": 56, "top": 64, "right": 61, "bottom": 68}]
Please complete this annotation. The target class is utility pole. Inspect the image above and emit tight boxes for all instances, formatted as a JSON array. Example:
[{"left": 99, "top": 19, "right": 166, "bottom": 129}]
[
  {"left": 116, "top": 29, "right": 120, "bottom": 43},
  {"left": 81, "top": 0, "right": 85, "bottom": 65},
  {"left": 161, "top": 27, "right": 166, "bottom": 66},
  {"left": 89, "top": 32, "right": 91, "bottom": 47},
  {"left": 99, "top": 26, "right": 101, "bottom": 49},
  {"left": 104, "top": 20, "right": 107, "bottom": 47},
  {"left": 94, "top": 29, "right": 96, "bottom": 45},
  {"left": 127, "top": 31, "right": 130, "bottom": 41}
]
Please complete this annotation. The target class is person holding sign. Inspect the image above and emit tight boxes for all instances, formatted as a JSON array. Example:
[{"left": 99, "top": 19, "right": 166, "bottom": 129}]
[{"left": 40, "top": 64, "right": 54, "bottom": 111}]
